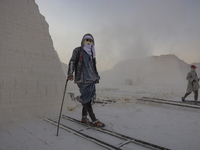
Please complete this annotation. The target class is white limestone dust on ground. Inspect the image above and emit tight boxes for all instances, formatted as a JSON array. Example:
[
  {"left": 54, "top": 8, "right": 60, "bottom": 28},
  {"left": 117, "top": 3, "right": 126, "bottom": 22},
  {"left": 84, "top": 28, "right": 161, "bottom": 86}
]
[{"left": 1, "top": 86, "right": 200, "bottom": 150}]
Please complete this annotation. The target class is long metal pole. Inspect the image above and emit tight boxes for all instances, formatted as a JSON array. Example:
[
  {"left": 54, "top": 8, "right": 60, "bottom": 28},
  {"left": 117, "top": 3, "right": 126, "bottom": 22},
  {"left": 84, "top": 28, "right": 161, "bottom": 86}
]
[{"left": 57, "top": 79, "right": 68, "bottom": 136}]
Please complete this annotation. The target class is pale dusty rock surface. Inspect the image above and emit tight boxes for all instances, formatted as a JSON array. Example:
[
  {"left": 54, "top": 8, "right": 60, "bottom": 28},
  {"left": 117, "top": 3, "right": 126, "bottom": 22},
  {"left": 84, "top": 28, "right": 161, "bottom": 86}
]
[{"left": 0, "top": 0, "right": 76, "bottom": 123}]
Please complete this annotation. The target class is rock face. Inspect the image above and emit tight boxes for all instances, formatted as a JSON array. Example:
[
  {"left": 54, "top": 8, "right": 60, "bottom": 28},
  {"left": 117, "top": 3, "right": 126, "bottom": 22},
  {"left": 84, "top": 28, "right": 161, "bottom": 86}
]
[{"left": 0, "top": 0, "right": 67, "bottom": 122}]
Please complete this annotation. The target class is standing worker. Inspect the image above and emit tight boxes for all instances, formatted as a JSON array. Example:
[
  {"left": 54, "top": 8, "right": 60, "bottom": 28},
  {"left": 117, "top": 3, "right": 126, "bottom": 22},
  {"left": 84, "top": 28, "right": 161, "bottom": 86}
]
[
  {"left": 67, "top": 33, "right": 104, "bottom": 128},
  {"left": 182, "top": 65, "right": 200, "bottom": 104}
]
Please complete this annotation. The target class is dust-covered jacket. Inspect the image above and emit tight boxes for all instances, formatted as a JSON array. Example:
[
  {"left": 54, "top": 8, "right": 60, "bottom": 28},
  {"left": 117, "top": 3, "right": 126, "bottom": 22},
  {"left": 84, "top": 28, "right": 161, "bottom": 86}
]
[
  {"left": 186, "top": 70, "right": 200, "bottom": 93},
  {"left": 67, "top": 46, "right": 99, "bottom": 83}
]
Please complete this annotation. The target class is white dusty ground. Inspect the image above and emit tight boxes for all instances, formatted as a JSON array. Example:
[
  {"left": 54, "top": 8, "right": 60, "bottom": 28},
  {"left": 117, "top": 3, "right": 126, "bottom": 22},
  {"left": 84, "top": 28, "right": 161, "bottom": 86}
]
[{"left": 1, "top": 85, "right": 200, "bottom": 150}]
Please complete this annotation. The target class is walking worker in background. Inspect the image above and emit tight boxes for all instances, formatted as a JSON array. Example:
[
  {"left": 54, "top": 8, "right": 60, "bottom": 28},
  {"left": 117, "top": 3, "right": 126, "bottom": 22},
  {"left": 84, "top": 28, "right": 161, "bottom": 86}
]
[
  {"left": 182, "top": 65, "right": 200, "bottom": 104},
  {"left": 67, "top": 33, "right": 104, "bottom": 128}
]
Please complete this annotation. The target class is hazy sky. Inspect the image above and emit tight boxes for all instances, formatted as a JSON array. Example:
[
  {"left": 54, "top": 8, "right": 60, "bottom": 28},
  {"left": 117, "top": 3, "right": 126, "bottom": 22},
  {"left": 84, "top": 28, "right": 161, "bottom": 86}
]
[{"left": 35, "top": 0, "right": 200, "bottom": 72}]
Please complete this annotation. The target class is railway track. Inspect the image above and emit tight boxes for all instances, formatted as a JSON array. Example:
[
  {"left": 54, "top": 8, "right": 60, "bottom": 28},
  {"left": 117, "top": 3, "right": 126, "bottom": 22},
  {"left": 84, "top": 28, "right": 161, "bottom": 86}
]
[
  {"left": 137, "top": 97, "right": 200, "bottom": 109},
  {"left": 45, "top": 115, "right": 170, "bottom": 150}
]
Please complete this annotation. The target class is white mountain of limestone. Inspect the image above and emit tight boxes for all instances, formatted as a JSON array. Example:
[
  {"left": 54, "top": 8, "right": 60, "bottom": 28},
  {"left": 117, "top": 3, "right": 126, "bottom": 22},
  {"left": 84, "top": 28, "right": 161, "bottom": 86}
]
[
  {"left": 0, "top": 0, "right": 74, "bottom": 123},
  {"left": 100, "top": 54, "right": 199, "bottom": 86}
]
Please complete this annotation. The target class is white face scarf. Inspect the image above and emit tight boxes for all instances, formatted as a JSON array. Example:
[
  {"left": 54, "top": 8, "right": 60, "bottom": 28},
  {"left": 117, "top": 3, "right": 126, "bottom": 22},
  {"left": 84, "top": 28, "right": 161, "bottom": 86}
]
[
  {"left": 83, "top": 35, "right": 96, "bottom": 58},
  {"left": 191, "top": 68, "right": 196, "bottom": 72}
]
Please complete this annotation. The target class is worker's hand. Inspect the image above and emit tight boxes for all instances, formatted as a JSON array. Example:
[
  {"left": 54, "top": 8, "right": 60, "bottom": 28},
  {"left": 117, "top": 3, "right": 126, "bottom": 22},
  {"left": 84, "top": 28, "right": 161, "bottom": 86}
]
[{"left": 67, "top": 75, "right": 74, "bottom": 81}]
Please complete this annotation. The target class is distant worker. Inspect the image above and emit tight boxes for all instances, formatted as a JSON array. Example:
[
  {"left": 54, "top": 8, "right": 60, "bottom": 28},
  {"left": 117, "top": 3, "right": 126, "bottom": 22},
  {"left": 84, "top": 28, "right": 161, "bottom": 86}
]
[
  {"left": 67, "top": 33, "right": 104, "bottom": 128},
  {"left": 182, "top": 65, "right": 199, "bottom": 104}
]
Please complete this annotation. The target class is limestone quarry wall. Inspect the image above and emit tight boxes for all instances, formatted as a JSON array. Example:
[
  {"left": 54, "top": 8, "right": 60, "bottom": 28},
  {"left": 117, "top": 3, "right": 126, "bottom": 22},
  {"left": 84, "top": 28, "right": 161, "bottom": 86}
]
[{"left": 0, "top": 0, "right": 69, "bottom": 122}]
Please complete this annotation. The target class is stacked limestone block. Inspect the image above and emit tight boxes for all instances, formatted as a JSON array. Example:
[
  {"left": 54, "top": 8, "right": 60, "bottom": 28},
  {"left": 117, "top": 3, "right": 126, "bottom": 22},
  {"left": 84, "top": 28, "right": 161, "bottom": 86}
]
[{"left": 0, "top": 0, "right": 67, "bottom": 122}]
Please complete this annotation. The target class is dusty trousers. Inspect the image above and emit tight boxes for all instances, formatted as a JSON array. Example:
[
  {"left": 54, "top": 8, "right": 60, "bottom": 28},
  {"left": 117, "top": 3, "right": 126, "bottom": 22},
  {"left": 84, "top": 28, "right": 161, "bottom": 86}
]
[
  {"left": 82, "top": 101, "right": 97, "bottom": 122},
  {"left": 183, "top": 90, "right": 198, "bottom": 101}
]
